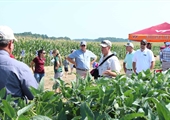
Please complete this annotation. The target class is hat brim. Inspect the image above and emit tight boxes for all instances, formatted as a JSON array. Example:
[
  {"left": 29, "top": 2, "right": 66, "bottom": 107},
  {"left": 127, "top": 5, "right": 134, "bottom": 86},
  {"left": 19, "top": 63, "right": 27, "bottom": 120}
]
[
  {"left": 14, "top": 37, "right": 18, "bottom": 42},
  {"left": 100, "top": 43, "right": 108, "bottom": 47}
]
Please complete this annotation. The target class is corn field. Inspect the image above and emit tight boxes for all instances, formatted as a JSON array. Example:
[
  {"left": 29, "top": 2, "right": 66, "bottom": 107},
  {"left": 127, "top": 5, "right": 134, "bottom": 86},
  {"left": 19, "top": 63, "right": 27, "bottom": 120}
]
[{"left": 13, "top": 39, "right": 163, "bottom": 66}]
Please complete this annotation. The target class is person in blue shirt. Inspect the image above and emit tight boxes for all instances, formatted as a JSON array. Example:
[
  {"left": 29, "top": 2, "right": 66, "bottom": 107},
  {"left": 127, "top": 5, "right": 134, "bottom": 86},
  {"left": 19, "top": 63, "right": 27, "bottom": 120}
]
[
  {"left": 0, "top": 26, "right": 38, "bottom": 101},
  {"left": 67, "top": 41, "right": 97, "bottom": 79}
]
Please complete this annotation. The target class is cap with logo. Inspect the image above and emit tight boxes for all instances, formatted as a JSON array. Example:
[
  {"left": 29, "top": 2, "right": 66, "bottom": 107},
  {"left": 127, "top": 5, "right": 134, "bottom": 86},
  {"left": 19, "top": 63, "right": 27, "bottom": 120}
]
[
  {"left": 0, "top": 26, "right": 17, "bottom": 41},
  {"left": 100, "top": 40, "right": 112, "bottom": 47},
  {"left": 124, "top": 42, "right": 134, "bottom": 48}
]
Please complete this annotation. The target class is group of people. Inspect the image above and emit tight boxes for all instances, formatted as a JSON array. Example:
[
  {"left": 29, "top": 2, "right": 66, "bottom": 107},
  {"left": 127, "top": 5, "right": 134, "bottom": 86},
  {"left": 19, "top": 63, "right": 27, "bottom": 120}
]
[{"left": 0, "top": 25, "right": 168, "bottom": 102}]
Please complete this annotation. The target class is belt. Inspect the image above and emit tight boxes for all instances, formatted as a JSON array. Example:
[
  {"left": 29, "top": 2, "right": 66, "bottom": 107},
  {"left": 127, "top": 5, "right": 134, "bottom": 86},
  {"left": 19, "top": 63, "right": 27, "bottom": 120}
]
[
  {"left": 162, "top": 61, "right": 170, "bottom": 62},
  {"left": 76, "top": 68, "right": 89, "bottom": 71},
  {"left": 127, "top": 69, "right": 133, "bottom": 71}
]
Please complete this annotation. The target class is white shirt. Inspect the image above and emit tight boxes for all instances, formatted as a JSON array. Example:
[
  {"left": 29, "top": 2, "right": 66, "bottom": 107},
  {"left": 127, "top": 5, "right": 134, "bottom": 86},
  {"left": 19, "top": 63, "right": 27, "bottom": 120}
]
[
  {"left": 133, "top": 48, "right": 155, "bottom": 73},
  {"left": 98, "top": 52, "right": 121, "bottom": 77}
]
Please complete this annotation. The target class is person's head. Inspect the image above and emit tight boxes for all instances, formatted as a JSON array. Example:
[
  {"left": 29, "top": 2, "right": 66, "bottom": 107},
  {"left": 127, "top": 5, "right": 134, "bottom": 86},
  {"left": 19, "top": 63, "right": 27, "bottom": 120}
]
[
  {"left": 124, "top": 42, "right": 134, "bottom": 52},
  {"left": 52, "top": 49, "right": 59, "bottom": 57},
  {"left": 100, "top": 40, "right": 112, "bottom": 56},
  {"left": 0, "top": 26, "right": 17, "bottom": 54},
  {"left": 80, "top": 41, "right": 87, "bottom": 52},
  {"left": 146, "top": 43, "right": 152, "bottom": 50},
  {"left": 140, "top": 39, "right": 147, "bottom": 50},
  {"left": 165, "top": 42, "right": 170, "bottom": 47},
  {"left": 38, "top": 49, "right": 46, "bottom": 58}
]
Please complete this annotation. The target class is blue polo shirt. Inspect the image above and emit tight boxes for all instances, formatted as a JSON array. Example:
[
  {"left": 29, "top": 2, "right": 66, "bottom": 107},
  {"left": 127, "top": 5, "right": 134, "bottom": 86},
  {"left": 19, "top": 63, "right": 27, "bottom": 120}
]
[
  {"left": 68, "top": 49, "right": 97, "bottom": 70},
  {"left": 0, "top": 50, "right": 38, "bottom": 99}
]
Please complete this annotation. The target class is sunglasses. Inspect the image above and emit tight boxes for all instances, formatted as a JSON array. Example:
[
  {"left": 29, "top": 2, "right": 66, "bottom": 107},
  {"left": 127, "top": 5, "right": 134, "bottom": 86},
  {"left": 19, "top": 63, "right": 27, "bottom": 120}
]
[
  {"left": 81, "top": 45, "right": 86, "bottom": 47},
  {"left": 43, "top": 52, "right": 46, "bottom": 54}
]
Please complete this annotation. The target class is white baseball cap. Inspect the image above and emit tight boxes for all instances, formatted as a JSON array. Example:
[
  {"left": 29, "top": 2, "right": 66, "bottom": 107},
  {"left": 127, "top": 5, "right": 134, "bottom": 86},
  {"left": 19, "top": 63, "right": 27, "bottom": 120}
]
[
  {"left": 0, "top": 26, "right": 17, "bottom": 41},
  {"left": 124, "top": 42, "right": 134, "bottom": 48},
  {"left": 100, "top": 40, "right": 112, "bottom": 47},
  {"left": 80, "top": 41, "right": 86, "bottom": 46},
  {"left": 165, "top": 42, "right": 170, "bottom": 46}
]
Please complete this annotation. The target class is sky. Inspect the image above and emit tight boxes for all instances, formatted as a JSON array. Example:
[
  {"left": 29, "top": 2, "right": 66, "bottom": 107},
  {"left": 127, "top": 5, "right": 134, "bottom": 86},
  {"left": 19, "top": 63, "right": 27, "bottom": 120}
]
[{"left": 0, "top": 0, "right": 170, "bottom": 39}]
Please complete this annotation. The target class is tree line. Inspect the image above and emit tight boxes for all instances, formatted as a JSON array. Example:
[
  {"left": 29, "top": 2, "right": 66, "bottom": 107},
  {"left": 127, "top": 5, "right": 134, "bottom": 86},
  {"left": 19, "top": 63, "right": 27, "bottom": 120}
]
[{"left": 15, "top": 32, "right": 129, "bottom": 42}]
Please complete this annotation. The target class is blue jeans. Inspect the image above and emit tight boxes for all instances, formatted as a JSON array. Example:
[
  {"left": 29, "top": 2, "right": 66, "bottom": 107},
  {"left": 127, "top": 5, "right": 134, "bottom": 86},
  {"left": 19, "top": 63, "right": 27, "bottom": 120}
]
[{"left": 34, "top": 73, "right": 45, "bottom": 83}]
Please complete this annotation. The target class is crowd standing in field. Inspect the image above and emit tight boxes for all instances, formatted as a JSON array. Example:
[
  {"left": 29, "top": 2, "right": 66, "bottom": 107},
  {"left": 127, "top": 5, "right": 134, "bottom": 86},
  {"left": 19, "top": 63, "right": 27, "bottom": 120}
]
[
  {"left": 0, "top": 26, "right": 38, "bottom": 101},
  {"left": 30, "top": 49, "right": 46, "bottom": 83},
  {"left": 67, "top": 41, "right": 97, "bottom": 79}
]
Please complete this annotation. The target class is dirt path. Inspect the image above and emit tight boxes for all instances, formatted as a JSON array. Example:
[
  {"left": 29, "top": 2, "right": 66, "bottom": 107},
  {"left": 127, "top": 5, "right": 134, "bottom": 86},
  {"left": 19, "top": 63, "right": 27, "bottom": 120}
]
[{"left": 43, "top": 56, "right": 160, "bottom": 90}]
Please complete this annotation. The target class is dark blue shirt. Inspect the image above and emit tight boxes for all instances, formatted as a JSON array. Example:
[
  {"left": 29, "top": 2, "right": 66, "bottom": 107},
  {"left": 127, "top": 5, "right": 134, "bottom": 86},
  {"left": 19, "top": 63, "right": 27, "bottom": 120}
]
[{"left": 0, "top": 50, "right": 38, "bottom": 99}]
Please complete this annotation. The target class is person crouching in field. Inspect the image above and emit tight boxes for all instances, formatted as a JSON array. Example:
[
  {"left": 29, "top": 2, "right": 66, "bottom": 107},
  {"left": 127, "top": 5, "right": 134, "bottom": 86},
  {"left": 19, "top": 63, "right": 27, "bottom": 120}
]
[
  {"left": 30, "top": 49, "right": 46, "bottom": 83},
  {"left": 63, "top": 56, "right": 69, "bottom": 78}
]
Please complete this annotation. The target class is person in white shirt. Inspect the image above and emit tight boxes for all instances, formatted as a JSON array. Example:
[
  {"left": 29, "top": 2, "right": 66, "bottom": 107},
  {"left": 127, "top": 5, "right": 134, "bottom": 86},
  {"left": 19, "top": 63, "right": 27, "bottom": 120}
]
[
  {"left": 132, "top": 39, "right": 155, "bottom": 74},
  {"left": 98, "top": 40, "right": 121, "bottom": 78},
  {"left": 123, "top": 42, "right": 135, "bottom": 77}
]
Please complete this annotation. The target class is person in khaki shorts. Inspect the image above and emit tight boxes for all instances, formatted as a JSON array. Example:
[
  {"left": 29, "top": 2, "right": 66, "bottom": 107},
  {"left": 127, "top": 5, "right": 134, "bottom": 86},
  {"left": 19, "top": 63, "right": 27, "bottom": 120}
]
[
  {"left": 123, "top": 42, "right": 135, "bottom": 77},
  {"left": 161, "top": 42, "right": 170, "bottom": 71}
]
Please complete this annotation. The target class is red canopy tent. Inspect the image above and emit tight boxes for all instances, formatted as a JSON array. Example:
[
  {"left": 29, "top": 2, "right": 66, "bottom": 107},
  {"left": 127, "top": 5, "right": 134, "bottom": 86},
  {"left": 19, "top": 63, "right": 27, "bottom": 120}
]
[{"left": 128, "top": 22, "right": 170, "bottom": 42}]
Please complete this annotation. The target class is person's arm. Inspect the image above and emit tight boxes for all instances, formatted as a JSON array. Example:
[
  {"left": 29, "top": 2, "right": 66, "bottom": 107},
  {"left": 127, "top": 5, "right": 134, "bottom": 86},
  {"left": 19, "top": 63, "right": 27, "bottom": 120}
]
[
  {"left": 67, "top": 57, "right": 76, "bottom": 66},
  {"left": 91, "top": 56, "right": 97, "bottom": 65},
  {"left": 55, "top": 59, "right": 60, "bottom": 70},
  {"left": 30, "top": 61, "right": 35, "bottom": 72},
  {"left": 150, "top": 61, "right": 155, "bottom": 71},
  {"left": 103, "top": 69, "right": 117, "bottom": 77},
  {"left": 133, "top": 62, "right": 136, "bottom": 74},
  {"left": 123, "top": 62, "right": 126, "bottom": 73}
]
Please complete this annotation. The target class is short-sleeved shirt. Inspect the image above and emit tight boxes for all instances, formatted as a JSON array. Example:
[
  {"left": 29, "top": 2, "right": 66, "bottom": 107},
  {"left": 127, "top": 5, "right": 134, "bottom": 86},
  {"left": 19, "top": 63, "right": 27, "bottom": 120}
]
[
  {"left": 132, "top": 48, "right": 155, "bottom": 73},
  {"left": 162, "top": 47, "right": 170, "bottom": 62},
  {"left": 124, "top": 50, "right": 135, "bottom": 69},
  {"left": 68, "top": 49, "right": 97, "bottom": 70},
  {"left": 98, "top": 52, "right": 121, "bottom": 77},
  {"left": 33, "top": 57, "right": 45, "bottom": 73},
  {"left": 54, "top": 56, "right": 62, "bottom": 73},
  {"left": 0, "top": 50, "right": 38, "bottom": 98}
]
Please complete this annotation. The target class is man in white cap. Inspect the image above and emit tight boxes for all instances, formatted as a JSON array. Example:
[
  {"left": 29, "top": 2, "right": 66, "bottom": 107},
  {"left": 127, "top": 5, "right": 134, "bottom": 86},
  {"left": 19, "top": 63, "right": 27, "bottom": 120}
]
[
  {"left": 123, "top": 42, "right": 135, "bottom": 77},
  {"left": 98, "top": 40, "right": 121, "bottom": 78},
  {"left": 0, "top": 26, "right": 38, "bottom": 101},
  {"left": 161, "top": 42, "right": 170, "bottom": 71},
  {"left": 67, "top": 41, "right": 97, "bottom": 79},
  {"left": 133, "top": 39, "right": 155, "bottom": 74}
]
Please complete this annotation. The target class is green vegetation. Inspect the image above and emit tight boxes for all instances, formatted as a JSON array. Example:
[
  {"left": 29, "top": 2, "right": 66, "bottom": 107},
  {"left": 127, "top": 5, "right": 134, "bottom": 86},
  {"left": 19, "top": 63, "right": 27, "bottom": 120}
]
[
  {"left": 1, "top": 70, "right": 170, "bottom": 119},
  {"left": 13, "top": 39, "right": 161, "bottom": 66}
]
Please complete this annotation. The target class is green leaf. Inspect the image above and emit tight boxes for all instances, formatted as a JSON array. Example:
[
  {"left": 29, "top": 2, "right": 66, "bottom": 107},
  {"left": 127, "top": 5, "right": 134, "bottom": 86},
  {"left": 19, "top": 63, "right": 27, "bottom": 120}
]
[
  {"left": 38, "top": 77, "right": 44, "bottom": 92},
  {"left": 57, "top": 108, "right": 67, "bottom": 120},
  {"left": 0, "top": 87, "right": 6, "bottom": 99},
  {"left": 80, "top": 102, "right": 95, "bottom": 120},
  {"left": 120, "top": 113, "right": 146, "bottom": 120},
  {"left": 17, "top": 102, "right": 35, "bottom": 117},
  {"left": 30, "top": 115, "right": 52, "bottom": 120},
  {"left": 2, "top": 100, "right": 16, "bottom": 118}
]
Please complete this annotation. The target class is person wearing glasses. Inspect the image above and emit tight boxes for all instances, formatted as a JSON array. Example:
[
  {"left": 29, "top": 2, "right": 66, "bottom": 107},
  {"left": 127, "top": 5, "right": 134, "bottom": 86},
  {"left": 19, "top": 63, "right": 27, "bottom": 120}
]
[
  {"left": 30, "top": 49, "right": 46, "bottom": 83},
  {"left": 67, "top": 41, "right": 97, "bottom": 79},
  {"left": 0, "top": 26, "right": 38, "bottom": 101},
  {"left": 132, "top": 39, "right": 155, "bottom": 75},
  {"left": 98, "top": 40, "right": 121, "bottom": 78}
]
